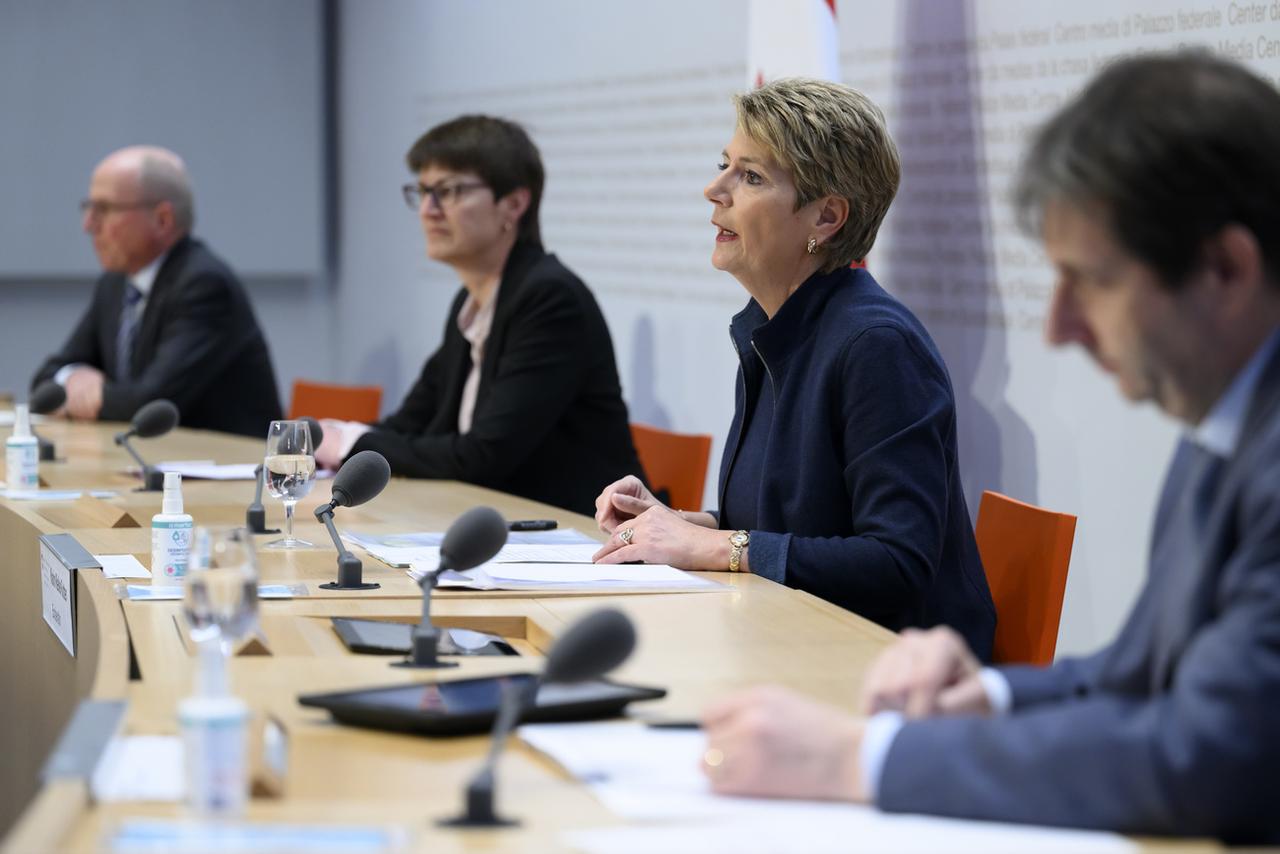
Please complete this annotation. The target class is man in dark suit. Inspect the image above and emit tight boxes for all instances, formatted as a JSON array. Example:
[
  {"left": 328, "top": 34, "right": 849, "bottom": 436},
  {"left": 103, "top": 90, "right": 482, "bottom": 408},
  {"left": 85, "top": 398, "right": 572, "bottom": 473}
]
[
  {"left": 699, "top": 52, "right": 1280, "bottom": 842},
  {"left": 32, "top": 146, "right": 281, "bottom": 438}
]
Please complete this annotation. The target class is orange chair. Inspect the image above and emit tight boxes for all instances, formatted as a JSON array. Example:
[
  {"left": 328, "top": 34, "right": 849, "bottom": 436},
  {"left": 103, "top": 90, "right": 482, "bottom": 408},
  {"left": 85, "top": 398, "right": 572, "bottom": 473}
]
[
  {"left": 630, "top": 423, "right": 713, "bottom": 513},
  {"left": 975, "top": 490, "right": 1077, "bottom": 666},
  {"left": 288, "top": 380, "right": 382, "bottom": 423}
]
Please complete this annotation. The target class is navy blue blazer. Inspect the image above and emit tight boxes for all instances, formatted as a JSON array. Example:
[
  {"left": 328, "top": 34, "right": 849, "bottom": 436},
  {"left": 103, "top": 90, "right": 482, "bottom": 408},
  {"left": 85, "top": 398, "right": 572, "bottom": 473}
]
[
  {"left": 879, "top": 339, "right": 1280, "bottom": 842},
  {"left": 718, "top": 266, "right": 995, "bottom": 659}
]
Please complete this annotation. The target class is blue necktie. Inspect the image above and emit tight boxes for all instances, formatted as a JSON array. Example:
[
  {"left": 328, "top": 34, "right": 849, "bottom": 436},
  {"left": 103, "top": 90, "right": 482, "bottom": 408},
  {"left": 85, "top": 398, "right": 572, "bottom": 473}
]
[
  {"left": 116, "top": 283, "right": 143, "bottom": 380},
  {"left": 1148, "top": 437, "right": 1226, "bottom": 685}
]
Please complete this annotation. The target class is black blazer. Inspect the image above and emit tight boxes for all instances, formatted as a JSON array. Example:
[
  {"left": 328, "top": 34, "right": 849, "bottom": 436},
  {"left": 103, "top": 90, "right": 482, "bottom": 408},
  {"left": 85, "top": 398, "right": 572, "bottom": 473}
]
[
  {"left": 350, "top": 241, "right": 643, "bottom": 515},
  {"left": 32, "top": 236, "right": 282, "bottom": 438}
]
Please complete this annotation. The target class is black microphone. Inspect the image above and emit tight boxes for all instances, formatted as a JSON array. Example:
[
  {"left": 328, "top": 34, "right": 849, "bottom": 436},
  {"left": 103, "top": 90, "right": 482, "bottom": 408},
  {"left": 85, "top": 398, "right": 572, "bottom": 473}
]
[
  {"left": 441, "top": 607, "right": 639, "bottom": 828},
  {"left": 542, "top": 608, "right": 637, "bottom": 684},
  {"left": 28, "top": 381, "right": 66, "bottom": 462},
  {"left": 315, "top": 450, "right": 391, "bottom": 590},
  {"left": 113, "top": 399, "right": 180, "bottom": 490},
  {"left": 398, "top": 506, "right": 509, "bottom": 669},
  {"left": 299, "top": 416, "right": 324, "bottom": 452}
]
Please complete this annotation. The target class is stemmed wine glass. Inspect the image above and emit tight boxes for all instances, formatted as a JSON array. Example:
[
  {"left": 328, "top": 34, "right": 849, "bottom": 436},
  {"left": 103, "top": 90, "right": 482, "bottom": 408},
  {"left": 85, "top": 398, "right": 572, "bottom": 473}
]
[{"left": 262, "top": 419, "right": 317, "bottom": 549}]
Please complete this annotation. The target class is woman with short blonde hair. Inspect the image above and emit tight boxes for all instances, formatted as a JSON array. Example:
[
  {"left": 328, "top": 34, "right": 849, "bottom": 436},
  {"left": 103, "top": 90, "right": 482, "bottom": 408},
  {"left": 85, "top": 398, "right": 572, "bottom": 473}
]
[{"left": 594, "top": 78, "right": 994, "bottom": 656}]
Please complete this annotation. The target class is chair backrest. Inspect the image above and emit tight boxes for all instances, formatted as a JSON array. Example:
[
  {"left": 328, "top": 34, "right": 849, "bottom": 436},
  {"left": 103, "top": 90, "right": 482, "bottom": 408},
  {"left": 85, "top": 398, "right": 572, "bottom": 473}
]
[
  {"left": 975, "top": 490, "right": 1077, "bottom": 667},
  {"left": 288, "top": 380, "right": 382, "bottom": 423},
  {"left": 629, "top": 423, "right": 713, "bottom": 512}
]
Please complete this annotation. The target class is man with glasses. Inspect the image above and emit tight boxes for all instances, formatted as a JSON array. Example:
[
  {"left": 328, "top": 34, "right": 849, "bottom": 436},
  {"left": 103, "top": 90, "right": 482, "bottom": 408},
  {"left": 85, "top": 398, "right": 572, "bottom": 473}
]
[{"left": 32, "top": 146, "right": 281, "bottom": 437}]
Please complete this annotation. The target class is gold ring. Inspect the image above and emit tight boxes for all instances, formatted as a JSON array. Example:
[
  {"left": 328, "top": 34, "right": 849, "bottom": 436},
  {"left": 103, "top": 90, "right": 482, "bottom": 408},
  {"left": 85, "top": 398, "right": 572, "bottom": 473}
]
[{"left": 620, "top": 527, "right": 634, "bottom": 544}]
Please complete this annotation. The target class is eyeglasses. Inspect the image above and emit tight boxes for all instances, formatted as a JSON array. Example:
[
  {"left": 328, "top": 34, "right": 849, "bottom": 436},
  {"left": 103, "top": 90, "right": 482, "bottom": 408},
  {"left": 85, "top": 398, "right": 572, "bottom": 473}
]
[
  {"left": 401, "top": 181, "right": 487, "bottom": 211},
  {"left": 79, "top": 198, "right": 158, "bottom": 219}
]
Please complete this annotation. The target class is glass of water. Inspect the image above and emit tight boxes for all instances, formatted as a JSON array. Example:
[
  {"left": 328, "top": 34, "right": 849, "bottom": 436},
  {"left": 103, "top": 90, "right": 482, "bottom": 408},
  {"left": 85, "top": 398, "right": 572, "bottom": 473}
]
[
  {"left": 262, "top": 419, "right": 316, "bottom": 549},
  {"left": 184, "top": 526, "right": 260, "bottom": 655}
]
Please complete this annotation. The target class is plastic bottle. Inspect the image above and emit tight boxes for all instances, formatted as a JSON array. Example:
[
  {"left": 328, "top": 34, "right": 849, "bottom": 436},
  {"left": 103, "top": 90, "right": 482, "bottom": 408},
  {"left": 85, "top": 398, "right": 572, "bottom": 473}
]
[
  {"left": 6, "top": 404, "right": 39, "bottom": 491},
  {"left": 151, "top": 471, "right": 194, "bottom": 578},
  {"left": 179, "top": 631, "right": 249, "bottom": 816}
]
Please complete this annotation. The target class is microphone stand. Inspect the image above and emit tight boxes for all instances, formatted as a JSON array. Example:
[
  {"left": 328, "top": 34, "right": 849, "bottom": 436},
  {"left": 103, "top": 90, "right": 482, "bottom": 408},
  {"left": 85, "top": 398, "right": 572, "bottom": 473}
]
[
  {"left": 114, "top": 432, "right": 164, "bottom": 491},
  {"left": 245, "top": 464, "right": 280, "bottom": 534},
  {"left": 438, "top": 676, "right": 536, "bottom": 827},
  {"left": 394, "top": 569, "right": 456, "bottom": 669},
  {"left": 315, "top": 500, "right": 379, "bottom": 590}
]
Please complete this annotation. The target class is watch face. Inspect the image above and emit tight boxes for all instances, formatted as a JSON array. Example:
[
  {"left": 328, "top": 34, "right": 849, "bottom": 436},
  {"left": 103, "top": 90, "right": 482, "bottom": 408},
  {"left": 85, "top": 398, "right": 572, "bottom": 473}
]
[{"left": 730, "top": 531, "right": 749, "bottom": 547}]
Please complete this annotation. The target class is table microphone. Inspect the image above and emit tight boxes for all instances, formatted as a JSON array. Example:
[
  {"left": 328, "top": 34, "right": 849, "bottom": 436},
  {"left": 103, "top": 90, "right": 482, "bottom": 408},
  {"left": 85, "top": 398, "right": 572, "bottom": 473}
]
[
  {"left": 315, "top": 449, "right": 390, "bottom": 590},
  {"left": 246, "top": 418, "right": 322, "bottom": 534},
  {"left": 397, "top": 506, "right": 509, "bottom": 669},
  {"left": 440, "top": 607, "right": 638, "bottom": 828},
  {"left": 28, "top": 381, "right": 65, "bottom": 462},
  {"left": 113, "top": 399, "right": 180, "bottom": 491}
]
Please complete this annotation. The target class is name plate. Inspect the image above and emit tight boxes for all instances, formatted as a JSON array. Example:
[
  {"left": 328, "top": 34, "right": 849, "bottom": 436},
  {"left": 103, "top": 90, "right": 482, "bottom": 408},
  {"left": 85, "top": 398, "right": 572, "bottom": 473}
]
[
  {"left": 38, "top": 533, "right": 100, "bottom": 657},
  {"left": 40, "top": 540, "right": 76, "bottom": 655}
]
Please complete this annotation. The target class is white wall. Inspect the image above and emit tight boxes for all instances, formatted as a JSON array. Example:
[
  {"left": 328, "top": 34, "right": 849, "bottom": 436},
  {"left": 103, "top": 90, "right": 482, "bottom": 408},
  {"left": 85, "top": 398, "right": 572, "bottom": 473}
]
[{"left": 334, "top": 0, "right": 1280, "bottom": 657}]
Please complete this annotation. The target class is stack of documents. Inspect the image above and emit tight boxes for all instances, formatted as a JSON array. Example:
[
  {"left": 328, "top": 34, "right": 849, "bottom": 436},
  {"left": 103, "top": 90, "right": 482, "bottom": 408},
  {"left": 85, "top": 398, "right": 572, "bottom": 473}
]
[
  {"left": 519, "top": 722, "right": 1136, "bottom": 853},
  {"left": 400, "top": 543, "right": 719, "bottom": 592},
  {"left": 345, "top": 528, "right": 598, "bottom": 567}
]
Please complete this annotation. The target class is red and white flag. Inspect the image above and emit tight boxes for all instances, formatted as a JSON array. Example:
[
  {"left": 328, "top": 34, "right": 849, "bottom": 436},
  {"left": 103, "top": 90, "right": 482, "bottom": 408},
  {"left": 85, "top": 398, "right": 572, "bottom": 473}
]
[{"left": 748, "top": 0, "right": 839, "bottom": 88}]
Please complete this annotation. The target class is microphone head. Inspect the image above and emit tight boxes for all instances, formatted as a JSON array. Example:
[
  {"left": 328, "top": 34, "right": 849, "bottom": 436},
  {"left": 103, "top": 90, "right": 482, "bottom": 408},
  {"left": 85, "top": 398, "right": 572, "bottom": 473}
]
[
  {"left": 543, "top": 608, "right": 637, "bottom": 684},
  {"left": 440, "top": 506, "right": 508, "bottom": 572},
  {"left": 131, "top": 399, "right": 180, "bottom": 438},
  {"left": 330, "top": 450, "right": 391, "bottom": 508},
  {"left": 300, "top": 416, "right": 324, "bottom": 450},
  {"left": 29, "top": 381, "right": 67, "bottom": 415}
]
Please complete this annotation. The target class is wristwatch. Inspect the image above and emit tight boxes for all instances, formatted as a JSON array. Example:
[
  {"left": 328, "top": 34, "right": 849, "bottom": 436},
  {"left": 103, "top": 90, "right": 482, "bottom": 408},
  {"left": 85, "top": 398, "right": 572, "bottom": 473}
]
[{"left": 728, "top": 530, "right": 750, "bottom": 572}]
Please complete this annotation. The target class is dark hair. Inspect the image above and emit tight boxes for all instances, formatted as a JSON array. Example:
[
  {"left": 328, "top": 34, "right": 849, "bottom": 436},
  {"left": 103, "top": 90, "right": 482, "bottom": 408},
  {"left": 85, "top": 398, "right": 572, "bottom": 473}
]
[
  {"left": 1014, "top": 50, "right": 1280, "bottom": 289},
  {"left": 406, "top": 115, "right": 544, "bottom": 246}
]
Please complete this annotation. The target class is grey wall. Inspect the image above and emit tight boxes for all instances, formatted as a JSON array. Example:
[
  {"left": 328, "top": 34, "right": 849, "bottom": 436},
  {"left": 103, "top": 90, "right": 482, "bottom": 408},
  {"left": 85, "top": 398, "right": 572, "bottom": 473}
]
[{"left": 0, "top": 0, "right": 334, "bottom": 409}]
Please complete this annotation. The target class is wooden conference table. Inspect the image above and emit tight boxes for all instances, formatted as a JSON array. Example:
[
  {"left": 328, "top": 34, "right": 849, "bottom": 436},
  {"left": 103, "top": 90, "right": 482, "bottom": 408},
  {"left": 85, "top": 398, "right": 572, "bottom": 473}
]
[{"left": 0, "top": 421, "right": 1213, "bottom": 852}]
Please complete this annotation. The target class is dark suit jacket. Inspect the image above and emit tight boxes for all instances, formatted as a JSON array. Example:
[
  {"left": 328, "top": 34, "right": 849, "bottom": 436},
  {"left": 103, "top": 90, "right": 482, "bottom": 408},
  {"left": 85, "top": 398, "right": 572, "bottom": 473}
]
[
  {"left": 719, "top": 267, "right": 995, "bottom": 659},
  {"left": 879, "top": 338, "right": 1280, "bottom": 843},
  {"left": 349, "top": 240, "right": 643, "bottom": 516},
  {"left": 32, "top": 237, "right": 282, "bottom": 438}
]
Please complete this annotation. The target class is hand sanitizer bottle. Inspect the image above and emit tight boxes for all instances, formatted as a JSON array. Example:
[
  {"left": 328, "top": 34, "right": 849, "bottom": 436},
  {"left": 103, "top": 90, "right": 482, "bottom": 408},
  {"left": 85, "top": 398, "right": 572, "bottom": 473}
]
[
  {"left": 152, "top": 471, "right": 194, "bottom": 578},
  {"left": 179, "top": 631, "right": 249, "bottom": 816},
  {"left": 6, "top": 403, "right": 39, "bottom": 491}
]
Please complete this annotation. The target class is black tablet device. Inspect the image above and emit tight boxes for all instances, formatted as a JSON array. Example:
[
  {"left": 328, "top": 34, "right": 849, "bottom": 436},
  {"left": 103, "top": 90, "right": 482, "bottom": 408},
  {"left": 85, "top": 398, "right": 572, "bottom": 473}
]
[
  {"left": 330, "top": 618, "right": 517, "bottom": 657},
  {"left": 298, "top": 673, "right": 666, "bottom": 736}
]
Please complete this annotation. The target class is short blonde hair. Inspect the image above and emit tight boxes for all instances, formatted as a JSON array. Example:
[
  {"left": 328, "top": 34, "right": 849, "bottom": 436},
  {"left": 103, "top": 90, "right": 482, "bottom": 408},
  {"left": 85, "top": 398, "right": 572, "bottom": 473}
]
[{"left": 734, "top": 78, "right": 900, "bottom": 271}]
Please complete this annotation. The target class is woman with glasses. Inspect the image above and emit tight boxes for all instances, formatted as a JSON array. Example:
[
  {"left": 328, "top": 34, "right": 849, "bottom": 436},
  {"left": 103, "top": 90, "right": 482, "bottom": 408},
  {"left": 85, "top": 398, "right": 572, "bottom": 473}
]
[{"left": 315, "top": 115, "right": 643, "bottom": 515}]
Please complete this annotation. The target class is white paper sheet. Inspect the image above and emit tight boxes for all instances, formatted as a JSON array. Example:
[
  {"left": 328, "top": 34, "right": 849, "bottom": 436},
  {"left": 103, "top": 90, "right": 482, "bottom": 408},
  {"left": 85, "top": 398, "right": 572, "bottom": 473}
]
[
  {"left": 0, "top": 489, "right": 117, "bottom": 501},
  {"left": 94, "top": 553, "right": 151, "bottom": 579},
  {"left": 343, "top": 530, "right": 596, "bottom": 563},
  {"left": 417, "top": 562, "right": 719, "bottom": 591},
  {"left": 124, "top": 583, "right": 305, "bottom": 601},
  {"left": 0, "top": 410, "right": 46, "bottom": 426},
  {"left": 520, "top": 723, "right": 1135, "bottom": 854},
  {"left": 157, "top": 461, "right": 259, "bottom": 481},
  {"left": 91, "top": 735, "right": 183, "bottom": 802}
]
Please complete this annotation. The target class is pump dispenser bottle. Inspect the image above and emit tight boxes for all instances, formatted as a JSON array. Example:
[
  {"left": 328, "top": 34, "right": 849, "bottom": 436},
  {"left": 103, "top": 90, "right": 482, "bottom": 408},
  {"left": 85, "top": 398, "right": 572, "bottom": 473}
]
[
  {"left": 152, "top": 471, "right": 194, "bottom": 578},
  {"left": 5, "top": 403, "right": 39, "bottom": 491}
]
